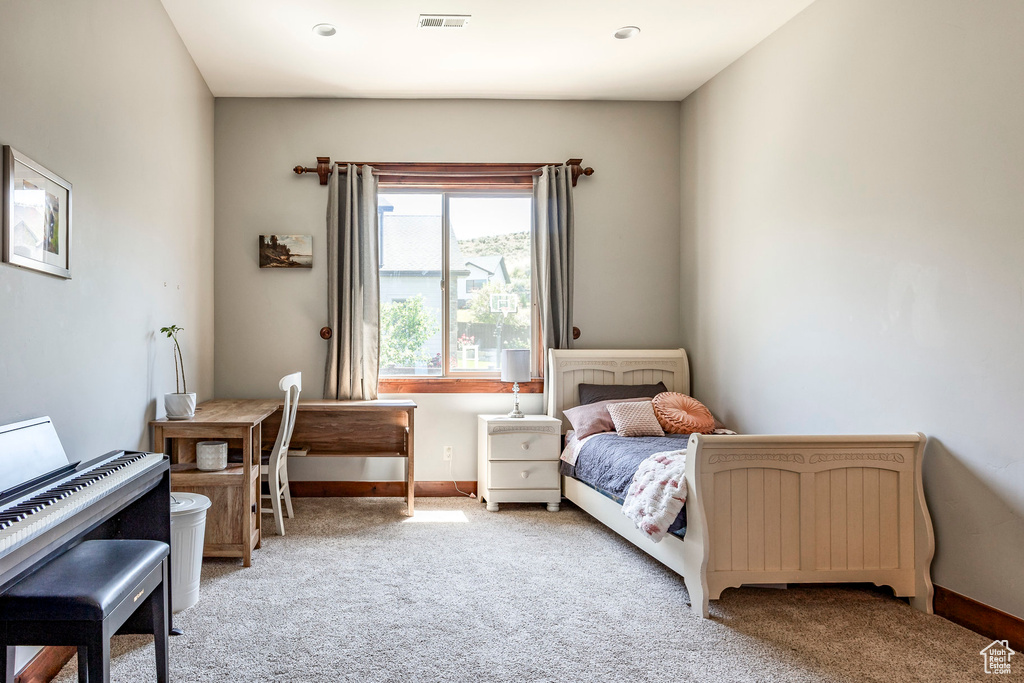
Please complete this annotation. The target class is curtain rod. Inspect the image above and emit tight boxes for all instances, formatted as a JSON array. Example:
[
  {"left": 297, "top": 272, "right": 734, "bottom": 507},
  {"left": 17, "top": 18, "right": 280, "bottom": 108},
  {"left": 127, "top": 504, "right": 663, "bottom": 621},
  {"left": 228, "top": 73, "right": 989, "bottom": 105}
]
[{"left": 292, "top": 158, "right": 595, "bottom": 187}]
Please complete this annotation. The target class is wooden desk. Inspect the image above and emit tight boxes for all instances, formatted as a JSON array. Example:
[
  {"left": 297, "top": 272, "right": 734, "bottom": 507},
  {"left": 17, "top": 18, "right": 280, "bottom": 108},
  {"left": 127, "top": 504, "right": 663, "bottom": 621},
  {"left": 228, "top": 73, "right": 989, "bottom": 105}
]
[
  {"left": 260, "top": 400, "right": 417, "bottom": 516},
  {"left": 151, "top": 399, "right": 418, "bottom": 567},
  {"left": 151, "top": 399, "right": 278, "bottom": 567}
]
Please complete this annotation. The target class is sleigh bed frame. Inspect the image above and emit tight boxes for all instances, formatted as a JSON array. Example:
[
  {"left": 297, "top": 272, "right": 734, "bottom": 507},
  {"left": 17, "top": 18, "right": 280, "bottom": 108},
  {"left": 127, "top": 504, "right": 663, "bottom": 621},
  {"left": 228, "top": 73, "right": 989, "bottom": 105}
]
[{"left": 547, "top": 348, "right": 935, "bottom": 618}]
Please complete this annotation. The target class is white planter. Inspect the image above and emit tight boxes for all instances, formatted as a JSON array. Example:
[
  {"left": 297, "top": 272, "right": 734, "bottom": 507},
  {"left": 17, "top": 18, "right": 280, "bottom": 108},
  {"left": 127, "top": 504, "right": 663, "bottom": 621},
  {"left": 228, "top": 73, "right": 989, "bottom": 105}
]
[{"left": 165, "top": 392, "right": 197, "bottom": 420}]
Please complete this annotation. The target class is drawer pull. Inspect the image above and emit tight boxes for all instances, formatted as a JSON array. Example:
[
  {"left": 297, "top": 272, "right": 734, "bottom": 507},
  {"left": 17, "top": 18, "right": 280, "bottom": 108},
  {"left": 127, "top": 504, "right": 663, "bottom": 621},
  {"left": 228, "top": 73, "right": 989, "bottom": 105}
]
[
  {"left": 521, "top": 471, "right": 530, "bottom": 479},
  {"left": 520, "top": 442, "right": 530, "bottom": 451}
]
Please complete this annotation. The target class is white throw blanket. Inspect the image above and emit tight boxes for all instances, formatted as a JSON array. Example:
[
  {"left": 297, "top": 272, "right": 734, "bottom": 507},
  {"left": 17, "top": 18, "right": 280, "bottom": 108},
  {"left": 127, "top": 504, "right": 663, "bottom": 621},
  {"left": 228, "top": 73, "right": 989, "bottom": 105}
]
[{"left": 622, "top": 449, "right": 687, "bottom": 543}]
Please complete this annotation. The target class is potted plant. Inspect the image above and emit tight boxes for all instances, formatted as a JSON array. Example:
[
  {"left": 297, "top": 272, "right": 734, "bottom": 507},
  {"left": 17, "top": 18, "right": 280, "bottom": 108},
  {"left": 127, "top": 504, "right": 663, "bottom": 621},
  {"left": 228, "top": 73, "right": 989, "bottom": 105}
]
[{"left": 161, "top": 324, "right": 196, "bottom": 419}]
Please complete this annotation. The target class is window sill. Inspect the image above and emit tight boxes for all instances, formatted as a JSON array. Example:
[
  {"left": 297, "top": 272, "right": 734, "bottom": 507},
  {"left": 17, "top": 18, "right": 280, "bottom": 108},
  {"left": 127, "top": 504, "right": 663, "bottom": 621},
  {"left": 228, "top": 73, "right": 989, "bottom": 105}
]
[{"left": 378, "top": 378, "right": 545, "bottom": 394}]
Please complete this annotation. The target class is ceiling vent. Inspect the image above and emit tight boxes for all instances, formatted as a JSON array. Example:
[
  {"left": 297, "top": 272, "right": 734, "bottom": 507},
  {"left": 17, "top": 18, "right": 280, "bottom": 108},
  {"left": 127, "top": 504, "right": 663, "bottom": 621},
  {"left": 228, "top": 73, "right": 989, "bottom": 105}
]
[{"left": 417, "top": 14, "right": 471, "bottom": 29}]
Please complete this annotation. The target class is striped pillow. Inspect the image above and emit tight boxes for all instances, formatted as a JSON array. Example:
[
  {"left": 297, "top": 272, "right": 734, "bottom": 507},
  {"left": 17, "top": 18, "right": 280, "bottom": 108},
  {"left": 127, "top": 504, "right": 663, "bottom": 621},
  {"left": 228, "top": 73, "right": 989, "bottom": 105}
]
[{"left": 607, "top": 400, "right": 665, "bottom": 438}]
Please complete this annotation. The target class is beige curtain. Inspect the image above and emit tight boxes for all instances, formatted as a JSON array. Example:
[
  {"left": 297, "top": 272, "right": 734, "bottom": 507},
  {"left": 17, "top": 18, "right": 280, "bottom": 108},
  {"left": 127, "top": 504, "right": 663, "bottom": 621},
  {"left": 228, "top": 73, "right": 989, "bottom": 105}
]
[
  {"left": 325, "top": 164, "right": 379, "bottom": 400},
  {"left": 532, "top": 165, "right": 575, "bottom": 352}
]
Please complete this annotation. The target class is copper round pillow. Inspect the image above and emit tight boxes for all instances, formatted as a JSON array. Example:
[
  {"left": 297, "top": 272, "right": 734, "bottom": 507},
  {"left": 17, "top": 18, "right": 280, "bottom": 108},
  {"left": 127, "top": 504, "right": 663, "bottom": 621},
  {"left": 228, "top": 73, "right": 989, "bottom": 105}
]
[{"left": 652, "top": 392, "right": 716, "bottom": 434}]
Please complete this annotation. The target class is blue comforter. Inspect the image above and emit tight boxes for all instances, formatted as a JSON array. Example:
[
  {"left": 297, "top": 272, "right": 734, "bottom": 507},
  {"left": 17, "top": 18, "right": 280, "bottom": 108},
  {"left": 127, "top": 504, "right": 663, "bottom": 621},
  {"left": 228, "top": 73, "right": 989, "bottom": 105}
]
[{"left": 559, "top": 432, "right": 690, "bottom": 537}]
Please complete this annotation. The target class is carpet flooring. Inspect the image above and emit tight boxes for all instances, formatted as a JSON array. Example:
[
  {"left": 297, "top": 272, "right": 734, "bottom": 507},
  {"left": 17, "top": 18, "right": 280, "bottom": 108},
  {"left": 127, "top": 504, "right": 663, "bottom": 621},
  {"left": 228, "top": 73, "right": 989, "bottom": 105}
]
[{"left": 55, "top": 497, "right": 994, "bottom": 682}]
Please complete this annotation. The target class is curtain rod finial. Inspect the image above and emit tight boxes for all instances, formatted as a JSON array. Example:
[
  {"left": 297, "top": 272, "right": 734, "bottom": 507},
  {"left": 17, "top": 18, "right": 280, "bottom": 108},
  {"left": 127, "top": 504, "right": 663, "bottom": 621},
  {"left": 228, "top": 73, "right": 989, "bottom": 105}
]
[
  {"left": 565, "top": 158, "right": 594, "bottom": 187},
  {"left": 293, "top": 158, "right": 333, "bottom": 184}
]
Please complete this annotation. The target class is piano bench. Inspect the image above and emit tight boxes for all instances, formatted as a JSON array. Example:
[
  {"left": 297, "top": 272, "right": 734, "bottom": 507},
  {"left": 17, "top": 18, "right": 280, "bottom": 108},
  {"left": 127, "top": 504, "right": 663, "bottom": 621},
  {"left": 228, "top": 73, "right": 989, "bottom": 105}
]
[{"left": 0, "top": 540, "right": 170, "bottom": 683}]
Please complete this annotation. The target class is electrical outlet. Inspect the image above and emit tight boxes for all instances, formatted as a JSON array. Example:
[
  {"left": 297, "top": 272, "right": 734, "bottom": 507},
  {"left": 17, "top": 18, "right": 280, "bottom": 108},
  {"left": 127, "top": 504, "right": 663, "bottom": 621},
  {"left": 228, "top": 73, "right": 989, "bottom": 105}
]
[{"left": 443, "top": 446, "right": 453, "bottom": 461}]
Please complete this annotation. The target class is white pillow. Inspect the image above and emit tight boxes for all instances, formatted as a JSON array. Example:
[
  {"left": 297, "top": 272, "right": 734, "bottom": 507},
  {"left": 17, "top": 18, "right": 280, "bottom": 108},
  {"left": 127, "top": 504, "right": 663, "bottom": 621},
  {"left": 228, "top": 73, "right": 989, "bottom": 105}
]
[{"left": 607, "top": 400, "right": 665, "bottom": 438}]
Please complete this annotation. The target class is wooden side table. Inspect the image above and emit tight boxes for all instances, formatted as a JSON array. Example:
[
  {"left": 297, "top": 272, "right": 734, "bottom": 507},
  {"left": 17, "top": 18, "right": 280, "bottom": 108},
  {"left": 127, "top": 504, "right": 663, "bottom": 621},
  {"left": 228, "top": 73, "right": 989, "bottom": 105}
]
[
  {"left": 477, "top": 415, "right": 562, "bottom": 512},
  {"left": 151, "top": 399, "right": 279, "bottom": 567}
]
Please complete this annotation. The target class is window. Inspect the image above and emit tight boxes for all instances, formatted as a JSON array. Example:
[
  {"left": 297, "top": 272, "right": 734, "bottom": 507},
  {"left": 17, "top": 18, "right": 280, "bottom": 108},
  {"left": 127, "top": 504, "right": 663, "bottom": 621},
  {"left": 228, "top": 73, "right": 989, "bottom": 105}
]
[{"left": 378, "top": 191, "right": 534, "bottom": 379}]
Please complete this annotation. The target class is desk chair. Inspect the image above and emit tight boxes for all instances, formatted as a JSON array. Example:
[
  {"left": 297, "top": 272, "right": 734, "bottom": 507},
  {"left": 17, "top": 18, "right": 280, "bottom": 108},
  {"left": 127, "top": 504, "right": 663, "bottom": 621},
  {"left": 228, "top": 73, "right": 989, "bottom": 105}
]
[{"left": 262, "top": 372, "right": 301, "bottom": 536}]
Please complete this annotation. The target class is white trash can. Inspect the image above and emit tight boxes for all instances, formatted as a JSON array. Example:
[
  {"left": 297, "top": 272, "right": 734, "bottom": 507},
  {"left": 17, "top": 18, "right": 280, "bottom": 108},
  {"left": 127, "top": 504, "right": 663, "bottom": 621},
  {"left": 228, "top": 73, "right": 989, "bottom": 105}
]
[{"left": 169, "top": 492, "right": 211, "bottom": 613}]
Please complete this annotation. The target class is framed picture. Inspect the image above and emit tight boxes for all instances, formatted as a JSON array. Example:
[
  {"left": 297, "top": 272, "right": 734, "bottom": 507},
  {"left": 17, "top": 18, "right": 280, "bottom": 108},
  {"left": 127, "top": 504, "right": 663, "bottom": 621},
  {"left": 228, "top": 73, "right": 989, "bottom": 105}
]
[
  {"left": 259, "top": 235, "right": 312, "bottom": 268},
  {"left": 2, "top": 146, "right": 72, "bottom": 279}
]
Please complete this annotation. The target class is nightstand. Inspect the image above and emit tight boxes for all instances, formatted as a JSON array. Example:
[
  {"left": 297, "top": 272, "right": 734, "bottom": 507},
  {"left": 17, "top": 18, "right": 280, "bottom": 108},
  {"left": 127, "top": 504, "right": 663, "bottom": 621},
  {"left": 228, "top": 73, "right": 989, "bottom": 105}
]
[{"left": 477, "top": 414, "right": 562, "bottom": 512}]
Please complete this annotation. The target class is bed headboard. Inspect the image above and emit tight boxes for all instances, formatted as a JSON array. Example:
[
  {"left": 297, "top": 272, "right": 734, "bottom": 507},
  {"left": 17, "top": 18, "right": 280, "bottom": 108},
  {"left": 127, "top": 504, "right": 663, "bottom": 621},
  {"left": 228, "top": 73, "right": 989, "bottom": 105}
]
[{"left": 546, "top": 348, "right": 690, "bottom": 432}]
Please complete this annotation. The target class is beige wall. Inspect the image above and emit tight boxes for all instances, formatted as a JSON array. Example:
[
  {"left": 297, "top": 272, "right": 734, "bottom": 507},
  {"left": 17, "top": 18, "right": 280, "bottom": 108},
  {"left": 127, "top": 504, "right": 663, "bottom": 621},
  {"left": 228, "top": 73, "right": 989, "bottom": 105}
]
[
  {"left": 0, "top": 0, "right": 214, "bottom": 671},
  {"left": 680, "top": 0, "right": 1024, "bottom": 617},
  {"left": 0, "top": 0, "right": 215, "bottom": 448},
  {"left": 214, "top": 98, "right": 681, "bottom": 481}
]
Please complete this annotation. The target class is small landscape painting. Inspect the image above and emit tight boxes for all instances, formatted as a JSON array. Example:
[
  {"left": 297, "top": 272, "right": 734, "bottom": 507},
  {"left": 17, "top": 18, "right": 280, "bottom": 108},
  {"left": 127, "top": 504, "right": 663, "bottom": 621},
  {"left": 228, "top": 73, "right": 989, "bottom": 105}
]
[{"left": 259, "top": 234, "right": 312, "bottom": 268}]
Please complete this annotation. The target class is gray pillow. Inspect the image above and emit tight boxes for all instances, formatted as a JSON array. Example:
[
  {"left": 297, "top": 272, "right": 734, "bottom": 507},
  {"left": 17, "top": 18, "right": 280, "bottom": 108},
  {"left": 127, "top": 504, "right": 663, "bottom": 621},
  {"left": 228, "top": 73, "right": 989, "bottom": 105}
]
[{"left": 577, "top": 382, "right": 668, "bottom": 406}]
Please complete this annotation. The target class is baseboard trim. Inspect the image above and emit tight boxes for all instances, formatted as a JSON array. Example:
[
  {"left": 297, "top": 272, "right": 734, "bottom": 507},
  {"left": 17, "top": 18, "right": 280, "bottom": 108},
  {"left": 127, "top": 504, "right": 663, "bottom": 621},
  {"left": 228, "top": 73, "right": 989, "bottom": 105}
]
[
  {"left": 290, "top": 480, "right": 477, "bottom": 498},
  {"left": 935, "top": 585, "right": 1024, "bottom": 651},
  {"left": 15, "top": 646, "right": 74, "bottom": 683}
]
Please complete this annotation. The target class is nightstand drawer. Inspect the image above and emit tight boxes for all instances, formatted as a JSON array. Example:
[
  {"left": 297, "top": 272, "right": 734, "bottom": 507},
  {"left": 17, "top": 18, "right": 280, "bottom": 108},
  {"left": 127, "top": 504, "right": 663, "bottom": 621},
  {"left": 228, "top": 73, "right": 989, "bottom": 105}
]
[
  {"left": 488, "top": 460, "right": 559, "bottom": 490},
  {"left": 488, "top": 433, "right": 559, "bottom": 461}
]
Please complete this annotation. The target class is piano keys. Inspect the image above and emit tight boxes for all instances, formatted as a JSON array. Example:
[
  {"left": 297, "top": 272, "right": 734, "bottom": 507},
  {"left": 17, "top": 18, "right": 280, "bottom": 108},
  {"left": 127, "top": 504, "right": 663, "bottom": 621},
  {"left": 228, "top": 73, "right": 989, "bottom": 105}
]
[
  {"left": 0, "top": 416, "right": 171, "bottom": 604},
  {"left": 0, "top": 416, "right": 175, "bottom": 677},
  {"left": 0, "top": 450, "right": 165, "bottom": 553}
]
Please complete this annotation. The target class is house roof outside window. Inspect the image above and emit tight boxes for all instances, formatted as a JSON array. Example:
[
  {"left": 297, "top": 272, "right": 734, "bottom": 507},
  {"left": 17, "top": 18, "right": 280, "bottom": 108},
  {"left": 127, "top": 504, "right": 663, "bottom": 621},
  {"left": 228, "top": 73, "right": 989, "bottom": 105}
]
[{"left": 379, "top": 214, "right": 469, "bottom": 276}]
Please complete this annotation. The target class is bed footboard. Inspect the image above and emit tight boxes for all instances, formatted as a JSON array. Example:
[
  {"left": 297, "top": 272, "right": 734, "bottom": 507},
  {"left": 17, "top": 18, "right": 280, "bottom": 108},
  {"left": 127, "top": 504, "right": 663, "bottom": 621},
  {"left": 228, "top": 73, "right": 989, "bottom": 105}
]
[{"left": 685, "top": 433, "right": 934, "bottom": 614}]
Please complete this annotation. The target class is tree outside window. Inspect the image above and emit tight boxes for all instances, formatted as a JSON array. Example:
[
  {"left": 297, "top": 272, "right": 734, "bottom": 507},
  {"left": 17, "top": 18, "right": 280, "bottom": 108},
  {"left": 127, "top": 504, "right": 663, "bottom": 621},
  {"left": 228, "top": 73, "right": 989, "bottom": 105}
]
[{"left": 378, "top": 191, "right": 533, "bottom": 377}]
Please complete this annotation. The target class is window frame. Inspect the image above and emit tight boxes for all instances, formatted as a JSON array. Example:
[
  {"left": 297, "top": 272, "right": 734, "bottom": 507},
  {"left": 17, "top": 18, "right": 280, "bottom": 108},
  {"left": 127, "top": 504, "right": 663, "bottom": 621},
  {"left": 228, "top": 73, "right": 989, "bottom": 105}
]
[{"left": 376, "top": 186, "right": 540, "bottom": 390}]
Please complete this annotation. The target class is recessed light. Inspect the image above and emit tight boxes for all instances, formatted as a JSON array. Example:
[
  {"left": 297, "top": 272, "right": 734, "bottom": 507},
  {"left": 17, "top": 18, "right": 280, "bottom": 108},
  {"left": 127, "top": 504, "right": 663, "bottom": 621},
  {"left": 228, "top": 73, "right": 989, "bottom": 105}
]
[
  {"left": 613, "top": 26, "right": 640, "bottom": 40},
  {"left": 312, "top": 23, "right": 337, "bottom": 37}
]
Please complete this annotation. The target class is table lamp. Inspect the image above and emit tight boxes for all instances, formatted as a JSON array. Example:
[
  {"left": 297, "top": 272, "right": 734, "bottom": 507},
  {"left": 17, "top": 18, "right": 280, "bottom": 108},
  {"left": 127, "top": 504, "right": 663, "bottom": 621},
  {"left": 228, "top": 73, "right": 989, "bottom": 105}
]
[{"left": 501, "top": 349, "right": 531, "bottom": 418}]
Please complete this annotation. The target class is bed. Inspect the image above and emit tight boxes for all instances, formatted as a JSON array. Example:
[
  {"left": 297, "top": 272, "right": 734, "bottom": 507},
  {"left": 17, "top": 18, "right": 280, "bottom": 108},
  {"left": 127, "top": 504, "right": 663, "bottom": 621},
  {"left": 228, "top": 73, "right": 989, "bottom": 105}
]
[{"left": 547, "top": 348, "right": 935, "bottom": 618}]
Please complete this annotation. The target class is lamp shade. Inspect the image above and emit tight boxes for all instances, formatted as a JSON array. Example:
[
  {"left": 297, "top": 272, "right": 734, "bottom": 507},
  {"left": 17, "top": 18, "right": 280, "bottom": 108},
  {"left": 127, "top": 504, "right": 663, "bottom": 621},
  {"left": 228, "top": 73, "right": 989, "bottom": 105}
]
[{"left": 500, "top": 350, "right": 531, "bottom": 383}]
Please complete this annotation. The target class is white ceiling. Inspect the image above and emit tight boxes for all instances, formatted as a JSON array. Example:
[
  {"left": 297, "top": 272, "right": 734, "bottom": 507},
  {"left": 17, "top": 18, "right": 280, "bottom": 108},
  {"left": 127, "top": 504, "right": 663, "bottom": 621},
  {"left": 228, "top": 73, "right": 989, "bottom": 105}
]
[{"left": 160, "top": 0, "right": 816, "bottom": 100}]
